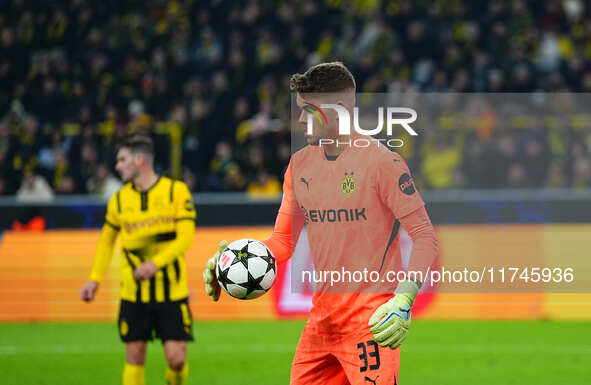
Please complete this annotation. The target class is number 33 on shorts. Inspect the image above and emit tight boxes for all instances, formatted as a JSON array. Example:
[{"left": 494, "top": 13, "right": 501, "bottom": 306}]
[{"left": 355, "top": 339, "right": 400, "bottom": 385}]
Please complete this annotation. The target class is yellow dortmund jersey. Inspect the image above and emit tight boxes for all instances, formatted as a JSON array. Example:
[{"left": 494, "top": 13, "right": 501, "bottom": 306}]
[{"left": 102, "top": 176, "right": 196, "bottom": 303}]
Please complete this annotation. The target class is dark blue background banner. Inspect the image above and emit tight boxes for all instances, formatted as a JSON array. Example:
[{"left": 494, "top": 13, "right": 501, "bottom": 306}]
[{"left": 1, "top": 192, "right": 589, "bottom": 229}]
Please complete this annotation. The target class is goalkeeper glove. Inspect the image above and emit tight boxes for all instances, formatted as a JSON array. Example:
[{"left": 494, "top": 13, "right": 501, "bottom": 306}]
[
  {"left": 202, "top": 240, "right": 228, "bottom": 302},
  {"left": 368, "top": 280, "right": 420, "bottom": 349}
]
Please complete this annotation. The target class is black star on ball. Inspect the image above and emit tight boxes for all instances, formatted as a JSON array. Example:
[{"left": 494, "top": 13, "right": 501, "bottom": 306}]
[
  {"left": 244, "top": 271, "right": 266, "bottom": 296},
  {"left": 258, "top": 251, "right": 276, "bottom": 273},
  {"left": 217, "top": 265, "right": 231, "bottom": 290}
]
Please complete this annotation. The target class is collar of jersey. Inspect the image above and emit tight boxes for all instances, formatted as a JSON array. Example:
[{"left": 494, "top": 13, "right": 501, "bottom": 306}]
[
  {"left": 321, "top": 133, "right": 367, "bottom": 161},
  {"left": 131, "top": 175, "right": 161, "bottom": 193}
]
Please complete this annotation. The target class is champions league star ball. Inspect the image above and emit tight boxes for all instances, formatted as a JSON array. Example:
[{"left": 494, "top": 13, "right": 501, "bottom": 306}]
[{"left": 216, "top": 239, "right": 277, "bottom": 300}]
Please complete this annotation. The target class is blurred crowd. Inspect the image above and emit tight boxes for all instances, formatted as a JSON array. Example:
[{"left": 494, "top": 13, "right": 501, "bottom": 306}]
[{"left": 1, "top": 0, "right": 591, "bottom": 199}]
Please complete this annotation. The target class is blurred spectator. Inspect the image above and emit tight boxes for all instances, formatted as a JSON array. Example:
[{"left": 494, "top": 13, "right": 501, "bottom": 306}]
[
  {"left": 225, "top": 164, "right": 246, "bottom": 191},
  {"left": 462, "top": 138, "right": 489, "bottom": 188},
  {"left": 507, "top": 163, "right": 528, "bottom": 188},
  {"left": 182, "top": 167, "right": 198, "bottom": 192},
  {"left": 43, "top": 149, "right": 80, "bottom": 194},
  {"left": 522, "top": 137, "right": 550, "bottom": 187},
  {"left": 1, "top": 1, "right": 591, "bottom": 193},
  {"left": 0, "top": 131, "right": 18, "bottom": 194},
  {"left": 572, "top": 157, "right": 591, "bottom": 188},
  {"left": 0, "top": 177, "right": 8, "bottom": 195},
  {"left": 79, "top": 142, "right": 99, "bottom": 193},
  {"left": 16, "top": 171, "right": 53, "bottom": 202},
  {"left": 246, "top": 171, "right": 281, "bottom": 198},
  {"left": 242, "top": 145, "right": 266, "bottom": 181},
  {"left": 55, "top": 173, "right": 77, "bottom": 195},
  {"left": 420, "top": 133, "right": 463, "bottom": 189},
  {"left": 547, "top": 162, "right": 567, "bottom": 187},
  {"left": 492, "top": 135, "right": 519, "bottom": 188},
  {"left": 87, "top": 163, "right": 123, "bottom": 200},
  {"left": 208, "top": 141, "right": 245, "bottom": 191}
]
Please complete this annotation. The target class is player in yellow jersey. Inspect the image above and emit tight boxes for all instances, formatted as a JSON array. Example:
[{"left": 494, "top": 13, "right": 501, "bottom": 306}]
[{"left": 80, "top": 134, "right": 196, "bottom": 385}]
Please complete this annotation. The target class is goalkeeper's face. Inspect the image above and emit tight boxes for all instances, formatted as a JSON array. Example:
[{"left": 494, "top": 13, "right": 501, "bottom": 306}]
[
  {"left": 296, "top": 93, "right": 354, "bottom": 146},
  {"left": 115, "top": 147, "right": 140, "bottom": 182},
  {"left": 296, "top": 94, "right": 336, "bottom": 145}
]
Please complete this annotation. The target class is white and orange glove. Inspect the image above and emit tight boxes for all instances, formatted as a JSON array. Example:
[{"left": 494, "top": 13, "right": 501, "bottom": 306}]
[
  {"left": 202, "top": 240, "right": 228, "bottom": 302},
  {"left": 368, "top": 280, "right": 420, "bottom": 349}
]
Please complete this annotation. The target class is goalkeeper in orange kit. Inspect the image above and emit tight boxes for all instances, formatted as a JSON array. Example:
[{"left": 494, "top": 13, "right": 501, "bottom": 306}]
[{"left": 204, "top": 62, "right": 439, "bottom": 384}]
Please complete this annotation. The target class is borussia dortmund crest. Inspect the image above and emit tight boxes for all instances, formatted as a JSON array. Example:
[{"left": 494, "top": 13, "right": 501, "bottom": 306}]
[{"left": 340, "top": 172, "right": 356, "bottom": 195}]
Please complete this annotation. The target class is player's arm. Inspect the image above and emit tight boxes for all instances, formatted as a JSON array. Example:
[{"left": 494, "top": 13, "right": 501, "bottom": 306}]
[
  {"left": 262, "top": 159, "right": 305, "bottom": 264},
  {"left": 80, "top": 195, "right": 121, "bottom": 302},
  {"left": 203, "top": 159, "right": 305, "bottom": 301},
  {"left": 368, "top": 156, "right": 439, "bottom": 349},
  {"left": 134, "top": 182, "right": 196, "bottom": 280},
  {"left": 399, "top": 206, "right": 438, "bottom": 281}
]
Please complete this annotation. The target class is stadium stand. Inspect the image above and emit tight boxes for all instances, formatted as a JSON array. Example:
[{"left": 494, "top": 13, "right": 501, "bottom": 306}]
[{"left": 0, "top": 0, "right": 590, "bottom": 196}]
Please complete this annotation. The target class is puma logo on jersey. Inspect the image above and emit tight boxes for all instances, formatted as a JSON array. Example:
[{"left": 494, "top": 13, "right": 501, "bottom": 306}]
[
  {"left": 398, "top": 306, "right": 411, "bottom": 320},
  {"left": 364, "top": 375, "right": 379, "bottom": 385},
  {"left": 300, "top": 177, "right": 311, "bottom": 190}
]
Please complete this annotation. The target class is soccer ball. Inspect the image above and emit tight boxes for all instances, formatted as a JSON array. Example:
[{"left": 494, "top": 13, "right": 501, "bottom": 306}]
[{"left": 216, "top": 239, "right": 277, "bottom": 300}]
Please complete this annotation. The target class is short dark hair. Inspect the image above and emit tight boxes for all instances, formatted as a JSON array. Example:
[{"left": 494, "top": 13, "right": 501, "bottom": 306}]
[
  {"left": 289, "top": 62, "right": 356, "bottom": 93},
  {"left": 117, "top": 134, "right": 154, "bottom": 158}
]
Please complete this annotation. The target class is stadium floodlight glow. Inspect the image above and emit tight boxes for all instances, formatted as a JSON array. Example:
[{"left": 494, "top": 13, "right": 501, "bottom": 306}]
[{"left": 306, "top": 104, "right": 418, "bottom": 136}]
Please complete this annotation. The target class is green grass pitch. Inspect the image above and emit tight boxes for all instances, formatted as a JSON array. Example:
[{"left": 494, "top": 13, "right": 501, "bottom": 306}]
[{"left": 0, "top": 320, "right": 589, "bottom": 384}]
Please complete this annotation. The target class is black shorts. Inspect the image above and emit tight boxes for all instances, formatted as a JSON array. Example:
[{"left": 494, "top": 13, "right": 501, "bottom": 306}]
[{"left": 117, "top": 298, "right": 194, "bottom": 343}]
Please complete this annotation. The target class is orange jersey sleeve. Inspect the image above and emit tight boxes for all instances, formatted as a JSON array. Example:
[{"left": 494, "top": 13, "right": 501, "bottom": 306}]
[
  {"left": 398, "top": 205, "right": 439, "bottom": 282},
  {"left": 263, "top": 160, "right": 305, "bottom": 264},
  {"left": 376, "top": 154, "right": 424, "bottom": 219},
  {"left": 376, "top": 151, "right": 437, "bottom": 284}
]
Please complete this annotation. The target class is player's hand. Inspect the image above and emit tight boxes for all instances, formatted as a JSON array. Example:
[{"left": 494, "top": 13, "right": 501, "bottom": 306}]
[
  {"left": 368, "top": 281, "right": 419, "bottom": 349},
  {"left": 133, "top": 261, "right": 158, "bottom": 280},
  {"left": 203, "top": 240, "right": 227, "bottom": 302},
  {"left": 80, "top": 280, "right": 99, "bottom": 302}
]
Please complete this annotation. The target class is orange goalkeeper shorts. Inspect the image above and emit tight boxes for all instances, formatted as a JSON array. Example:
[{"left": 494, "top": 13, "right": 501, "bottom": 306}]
[{"left": 290, "top": 322, "right": 401, "bottom": 385}]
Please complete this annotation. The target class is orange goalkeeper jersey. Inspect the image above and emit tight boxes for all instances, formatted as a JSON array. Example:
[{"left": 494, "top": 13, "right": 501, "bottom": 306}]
[{"left": 265, "top": 137, "right": 427, "bottom": 334}]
